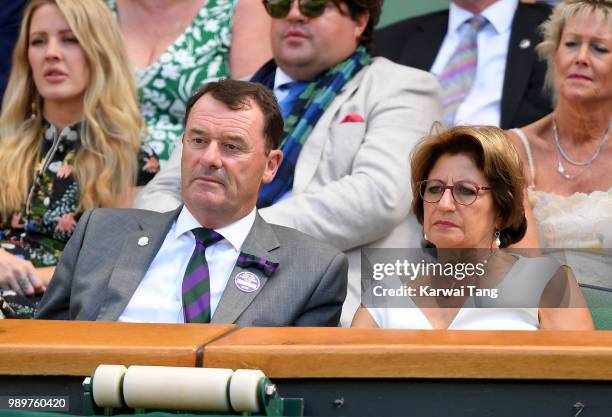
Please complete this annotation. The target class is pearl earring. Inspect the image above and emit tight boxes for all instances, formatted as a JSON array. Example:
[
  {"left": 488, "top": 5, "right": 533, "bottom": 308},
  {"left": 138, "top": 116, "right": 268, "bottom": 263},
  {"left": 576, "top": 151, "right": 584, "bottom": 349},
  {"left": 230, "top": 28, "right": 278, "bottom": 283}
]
[
  {"left": 494, "top": 230, "right": 501, "bottom": 247},
  {"left": 424, "top": 232, "right": 428, "bottom": 241}
]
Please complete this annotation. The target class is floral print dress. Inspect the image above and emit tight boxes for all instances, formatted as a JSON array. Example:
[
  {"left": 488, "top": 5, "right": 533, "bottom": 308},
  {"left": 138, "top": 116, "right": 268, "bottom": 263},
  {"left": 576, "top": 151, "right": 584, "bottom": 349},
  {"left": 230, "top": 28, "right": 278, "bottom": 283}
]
[
  {"left": 106, "top": 0, "right": 233, "bottom": 162},
  {"left": 0, "top": 121, "right": 160, "bottom": 268}
]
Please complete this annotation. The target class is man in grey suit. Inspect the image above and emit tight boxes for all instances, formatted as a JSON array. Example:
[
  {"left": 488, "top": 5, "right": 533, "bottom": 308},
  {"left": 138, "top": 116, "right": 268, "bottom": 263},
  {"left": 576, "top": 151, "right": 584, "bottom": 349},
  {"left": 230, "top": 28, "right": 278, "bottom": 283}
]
[
  {"left": 133, "top": 0, "right": 441, "bottom": 325},
  {"left": 36, "top": 80, "right": 348, "bottom": 326}
]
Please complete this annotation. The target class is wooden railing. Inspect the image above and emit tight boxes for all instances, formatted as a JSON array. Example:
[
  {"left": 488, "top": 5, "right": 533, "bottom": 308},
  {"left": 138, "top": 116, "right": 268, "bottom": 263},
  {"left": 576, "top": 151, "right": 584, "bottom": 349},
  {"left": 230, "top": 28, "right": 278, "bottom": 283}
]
[{"left": 2, "top": 320, "right": 612, "bottom": 380}]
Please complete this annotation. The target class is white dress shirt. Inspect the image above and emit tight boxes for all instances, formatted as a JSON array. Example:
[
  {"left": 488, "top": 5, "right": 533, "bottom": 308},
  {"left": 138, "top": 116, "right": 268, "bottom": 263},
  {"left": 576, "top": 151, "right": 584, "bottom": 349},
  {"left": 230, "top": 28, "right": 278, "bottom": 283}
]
[
  {"left": 118, "top": 207, "right": 256, "bottom": 323},
  {"left": 431, "top": 0, "right": 518, "bottom": 127},
  {"left": 273, "top": 67, "right": 295, "bottom": 103}
]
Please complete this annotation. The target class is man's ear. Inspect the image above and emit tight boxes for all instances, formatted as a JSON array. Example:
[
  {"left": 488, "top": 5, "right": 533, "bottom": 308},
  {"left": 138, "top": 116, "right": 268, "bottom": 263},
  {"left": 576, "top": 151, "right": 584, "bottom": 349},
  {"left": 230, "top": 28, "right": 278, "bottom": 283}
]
[
  {"left": 262, "top": 149, "right": 283, "bottom": 185},
  {"left": 354, "top": 10, "right": 369, "bottom": 39}
]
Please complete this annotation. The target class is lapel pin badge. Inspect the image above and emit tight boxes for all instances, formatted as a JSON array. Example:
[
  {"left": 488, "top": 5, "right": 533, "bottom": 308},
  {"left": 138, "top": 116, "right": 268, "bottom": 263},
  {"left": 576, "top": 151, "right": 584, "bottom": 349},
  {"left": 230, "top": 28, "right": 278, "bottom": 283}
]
[
  {"left": 234, "top": 271, "right": 261, "bottom": 293},
  {"left": 519, "top": 39, "right": 531, "bottom": 49},
  {"left": 137, "top": 236, "right": 149, "bottom": 247}
]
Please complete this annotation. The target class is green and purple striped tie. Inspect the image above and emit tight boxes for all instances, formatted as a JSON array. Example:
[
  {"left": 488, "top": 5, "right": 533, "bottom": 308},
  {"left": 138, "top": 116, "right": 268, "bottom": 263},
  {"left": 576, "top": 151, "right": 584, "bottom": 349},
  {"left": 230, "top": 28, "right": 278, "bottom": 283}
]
[{"left": 182, "top": 228, "right": 224, "bottom": 323}]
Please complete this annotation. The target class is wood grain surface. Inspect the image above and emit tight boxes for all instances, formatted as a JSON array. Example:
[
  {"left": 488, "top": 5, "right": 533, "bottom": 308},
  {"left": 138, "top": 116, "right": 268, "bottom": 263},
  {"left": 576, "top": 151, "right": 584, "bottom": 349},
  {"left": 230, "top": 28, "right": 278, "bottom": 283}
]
[
  {"left": 203, "top": 327, "right": 612, "bottom": 380},
  {"left": 0, "top": 320, "right": 236, "bottom": 376},
  {"left": 4, "top": 322, "right": 612, "bottom": 381}
]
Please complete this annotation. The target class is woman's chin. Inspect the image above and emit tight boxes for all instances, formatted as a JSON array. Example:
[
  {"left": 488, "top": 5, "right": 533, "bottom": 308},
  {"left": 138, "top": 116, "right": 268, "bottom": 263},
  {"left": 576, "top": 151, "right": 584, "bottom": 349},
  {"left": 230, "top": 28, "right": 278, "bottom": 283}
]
[
  {"left": 429, "top": 238, "right": 466, "bottom": 249},
  {"left": 429, "top": 232, "right": 466, "bottom": 249}
]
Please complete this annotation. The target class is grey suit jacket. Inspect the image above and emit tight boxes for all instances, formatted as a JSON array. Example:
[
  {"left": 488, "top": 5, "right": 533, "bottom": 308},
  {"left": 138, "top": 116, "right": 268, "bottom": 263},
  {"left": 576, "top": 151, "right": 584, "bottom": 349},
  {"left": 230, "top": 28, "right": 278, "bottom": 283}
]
[
  {"left": 35, "top": 208, "right": 348, "bottom": 326},
  {"left": 134, "top": 58, "right": 442, "bottom": 325}
]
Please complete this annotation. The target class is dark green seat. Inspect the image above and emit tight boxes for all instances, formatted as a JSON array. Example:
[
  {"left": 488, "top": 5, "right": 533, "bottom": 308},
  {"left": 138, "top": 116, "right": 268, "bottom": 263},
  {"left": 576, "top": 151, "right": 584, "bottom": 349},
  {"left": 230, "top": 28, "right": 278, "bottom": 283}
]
[{"left": 581, "top": 285, "right": 612, "bottom": 330}]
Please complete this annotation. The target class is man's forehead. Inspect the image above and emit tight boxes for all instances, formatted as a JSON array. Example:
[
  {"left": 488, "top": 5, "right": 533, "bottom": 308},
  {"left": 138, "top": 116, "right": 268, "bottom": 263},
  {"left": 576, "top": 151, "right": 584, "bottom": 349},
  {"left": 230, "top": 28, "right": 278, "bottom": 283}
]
[
  {"left": 186, "top": 95, "right": 264, "bottom": 135},
  {"left": 189, "top": 96, "right": 259, "bottom": 121}
]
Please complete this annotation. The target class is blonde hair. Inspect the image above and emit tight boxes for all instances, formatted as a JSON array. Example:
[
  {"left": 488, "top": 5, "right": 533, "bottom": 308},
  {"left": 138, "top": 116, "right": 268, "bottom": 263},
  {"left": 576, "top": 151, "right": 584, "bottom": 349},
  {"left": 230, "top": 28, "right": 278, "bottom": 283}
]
[
  {"left": 537, "top": 0, "right": 612, "bottom": 95},
  {"left": 0, "top": 0, "right": 142, "bottom": 221},
  {"left": 410, "top": 126, "right": 527, "bottom": 248}
]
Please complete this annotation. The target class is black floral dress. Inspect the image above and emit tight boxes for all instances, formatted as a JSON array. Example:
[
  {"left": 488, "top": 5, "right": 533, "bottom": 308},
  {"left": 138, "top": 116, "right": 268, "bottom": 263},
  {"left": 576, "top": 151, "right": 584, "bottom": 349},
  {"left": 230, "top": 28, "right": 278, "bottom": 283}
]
[{"left": 0, "top": 121, "right": 160, "bottom": 268}]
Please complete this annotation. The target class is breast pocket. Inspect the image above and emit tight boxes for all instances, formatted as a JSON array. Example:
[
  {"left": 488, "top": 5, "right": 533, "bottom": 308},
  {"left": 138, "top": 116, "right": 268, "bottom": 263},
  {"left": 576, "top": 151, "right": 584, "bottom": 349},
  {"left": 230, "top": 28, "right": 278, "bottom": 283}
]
[{"left": 323, "top": 122, "right": 366, "bottom": 179}]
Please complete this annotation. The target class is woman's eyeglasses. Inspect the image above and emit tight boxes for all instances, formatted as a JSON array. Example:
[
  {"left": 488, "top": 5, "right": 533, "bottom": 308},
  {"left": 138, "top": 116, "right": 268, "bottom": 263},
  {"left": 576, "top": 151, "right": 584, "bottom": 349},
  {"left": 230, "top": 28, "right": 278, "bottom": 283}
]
[
  {"left": 418, "top": 179, "right": 491, "bottom": 206},
  {"left": 262, "top": 0, "right": 330, "bottom": 19}
]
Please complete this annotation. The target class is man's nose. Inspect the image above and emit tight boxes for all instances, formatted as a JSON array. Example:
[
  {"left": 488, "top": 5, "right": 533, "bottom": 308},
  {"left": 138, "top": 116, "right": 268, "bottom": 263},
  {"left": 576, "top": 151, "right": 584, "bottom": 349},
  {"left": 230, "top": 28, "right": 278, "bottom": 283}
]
[
  {"left": 287, "top": 0, "right": 307, "bottom": 21},
  {"left": 199, "top": 141, "right": 222, "bottom": 168}
]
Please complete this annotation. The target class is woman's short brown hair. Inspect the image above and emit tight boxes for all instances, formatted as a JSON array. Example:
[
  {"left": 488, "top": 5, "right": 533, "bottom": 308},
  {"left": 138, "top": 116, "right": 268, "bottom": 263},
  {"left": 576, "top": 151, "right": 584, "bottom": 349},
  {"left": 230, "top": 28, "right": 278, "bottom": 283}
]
[{"left": 410, "top": 126, "right": 527, "bottom": 248}]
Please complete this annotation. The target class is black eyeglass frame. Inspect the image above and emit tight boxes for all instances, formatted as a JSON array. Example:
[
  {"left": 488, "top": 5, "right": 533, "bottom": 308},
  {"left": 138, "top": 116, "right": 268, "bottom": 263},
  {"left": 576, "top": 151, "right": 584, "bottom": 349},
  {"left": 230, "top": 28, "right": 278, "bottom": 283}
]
[
  {"left": 262, "top": 0, "right": 330, "bottom": 19},
  {"left": 417, "top": 179, "right": 492, "bottom": 206}
]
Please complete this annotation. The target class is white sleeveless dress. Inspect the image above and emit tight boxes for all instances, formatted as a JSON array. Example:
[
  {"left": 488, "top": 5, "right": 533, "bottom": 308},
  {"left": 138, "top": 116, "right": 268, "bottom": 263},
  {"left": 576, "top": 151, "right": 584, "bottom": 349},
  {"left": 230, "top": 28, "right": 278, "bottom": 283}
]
[
  {"left": 512, "top": 128, "right": 612, "bottom": 289},
  {"left": 367, "top": 255, "right": 561, "bottom": 330}
]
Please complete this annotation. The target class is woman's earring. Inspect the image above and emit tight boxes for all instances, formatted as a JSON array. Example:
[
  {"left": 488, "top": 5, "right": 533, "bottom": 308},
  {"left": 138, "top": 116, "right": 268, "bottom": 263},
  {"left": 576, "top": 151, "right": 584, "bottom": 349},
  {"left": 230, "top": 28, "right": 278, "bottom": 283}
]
[
  {"left": 423, "top": 232, "right": 428, "bottom": 241},
  {"left": 494, "top": 230, "right": 501, "bottom": 247}
]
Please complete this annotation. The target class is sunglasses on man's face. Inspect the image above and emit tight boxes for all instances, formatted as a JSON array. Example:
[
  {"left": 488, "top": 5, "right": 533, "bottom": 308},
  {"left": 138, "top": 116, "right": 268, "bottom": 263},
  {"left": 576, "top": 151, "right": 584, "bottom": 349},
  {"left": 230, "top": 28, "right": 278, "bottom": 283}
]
[{"left": 262, "top": 0, "right": 330, "bottom": 19}]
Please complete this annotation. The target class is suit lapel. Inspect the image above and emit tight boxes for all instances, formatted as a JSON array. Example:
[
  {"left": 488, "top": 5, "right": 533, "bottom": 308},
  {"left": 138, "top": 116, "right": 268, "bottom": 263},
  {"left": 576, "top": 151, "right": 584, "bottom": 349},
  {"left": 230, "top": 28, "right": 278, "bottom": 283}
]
[
  {"left": 96, "top": 208, "right": 180, "bottom": 321},
  {"left": 212, "top": 214, "right": 280, "bottom": 324},
  {"left": 293, "top": 67, "right": 365, "bottom": 192},
  {"left": 501, "top": 3, "right": 540, "bottom": 128},
  {"left": 400, "top": 13, "right": 448, "bottom": 70}
]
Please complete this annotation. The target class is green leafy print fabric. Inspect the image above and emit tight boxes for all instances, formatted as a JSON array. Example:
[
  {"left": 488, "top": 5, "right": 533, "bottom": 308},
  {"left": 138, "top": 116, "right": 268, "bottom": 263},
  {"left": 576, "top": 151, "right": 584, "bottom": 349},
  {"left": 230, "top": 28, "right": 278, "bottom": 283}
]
[{"left": 106, "top": 0, "right": 233, "bottom": 162}]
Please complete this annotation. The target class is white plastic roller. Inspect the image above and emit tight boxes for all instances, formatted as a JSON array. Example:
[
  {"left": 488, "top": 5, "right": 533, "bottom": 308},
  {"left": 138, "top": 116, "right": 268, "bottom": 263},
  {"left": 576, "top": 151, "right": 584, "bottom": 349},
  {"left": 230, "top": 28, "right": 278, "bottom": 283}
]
[
  {"left": 229, "top": 369, "right": 266, "bottom": 413},
  {"left": 92, "top": 364, "right": 127, "bottom": 408},
  {"left": 122, "top": 366, "right": 234, "bottom": 412}
]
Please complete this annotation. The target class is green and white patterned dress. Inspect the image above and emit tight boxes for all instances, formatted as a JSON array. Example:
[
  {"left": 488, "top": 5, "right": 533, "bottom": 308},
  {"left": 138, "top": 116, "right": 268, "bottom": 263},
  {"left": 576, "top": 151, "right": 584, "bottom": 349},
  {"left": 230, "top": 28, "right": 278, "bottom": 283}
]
[{"left": 107, "top": 0, "right": 233, "bottom": 162}]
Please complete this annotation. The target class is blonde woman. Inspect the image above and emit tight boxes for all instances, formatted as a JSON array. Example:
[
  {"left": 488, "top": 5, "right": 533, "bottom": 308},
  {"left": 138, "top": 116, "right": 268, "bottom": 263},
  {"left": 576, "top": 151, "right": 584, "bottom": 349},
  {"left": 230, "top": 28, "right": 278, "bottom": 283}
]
[
  {"left": 0, "top": 0, "right": 159, "bottom": 300},
  {"left": 508, "top": 0, "right": 611, "bottom": 289}
]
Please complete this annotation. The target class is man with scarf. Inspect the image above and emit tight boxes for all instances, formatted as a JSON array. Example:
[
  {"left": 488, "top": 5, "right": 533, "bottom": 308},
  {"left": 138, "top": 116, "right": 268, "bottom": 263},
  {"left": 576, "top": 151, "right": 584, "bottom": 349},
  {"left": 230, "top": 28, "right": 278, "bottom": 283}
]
[{"left": 135, "top": 0, "right": 442, "bottom": 325}]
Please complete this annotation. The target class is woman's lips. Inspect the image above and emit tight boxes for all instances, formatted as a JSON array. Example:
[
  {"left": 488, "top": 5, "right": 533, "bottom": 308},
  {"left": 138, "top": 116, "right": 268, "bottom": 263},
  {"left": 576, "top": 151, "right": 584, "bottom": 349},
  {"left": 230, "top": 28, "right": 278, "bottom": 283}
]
[
  {"left": 44, "top": 69, "right": 68, "bottom": 83},
  {"left": 433, "top": 220, "right": 459, "bottom": 228},
  {"left": 568, "top": 74, "right": 592, "bottom": 81}
]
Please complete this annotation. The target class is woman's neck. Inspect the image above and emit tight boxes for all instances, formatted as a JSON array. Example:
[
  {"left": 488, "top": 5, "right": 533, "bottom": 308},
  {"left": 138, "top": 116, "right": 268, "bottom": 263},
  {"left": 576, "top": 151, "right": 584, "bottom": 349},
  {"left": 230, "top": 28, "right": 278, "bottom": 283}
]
[
  {"left": 42, "top": 101, "right": 83, "bottom": 133},
  {"left": 555, "top": 99, "right": 611, "bottom": 146},
  {"left": 118, "top": 0, "right": 202, "bottom": 17},
  {"left": 125, "top": 0, "right": 177, "bottom": 13},
  {"left": 436, "top": 248, "right": 493, "bottom": 265}
]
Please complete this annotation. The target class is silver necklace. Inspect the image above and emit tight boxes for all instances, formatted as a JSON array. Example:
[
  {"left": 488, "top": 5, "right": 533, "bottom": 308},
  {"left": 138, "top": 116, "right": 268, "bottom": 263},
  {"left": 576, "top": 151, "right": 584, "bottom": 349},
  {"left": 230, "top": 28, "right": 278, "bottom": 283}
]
[
  {"left": 552, "top": 114, "right": 610, "bottom": 165},
  {"left": 552, "top": 114, "right": 610, "bottom": 180},
  {"left": 555, "top": 146, "right": 583, "bottom": 180}
]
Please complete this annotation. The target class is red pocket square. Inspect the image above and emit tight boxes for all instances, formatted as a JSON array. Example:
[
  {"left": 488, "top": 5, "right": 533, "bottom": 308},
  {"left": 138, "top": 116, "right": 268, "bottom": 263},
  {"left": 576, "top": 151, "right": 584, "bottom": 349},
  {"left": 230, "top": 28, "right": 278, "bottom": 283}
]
[{"left": 340, "top": 113, "right": 365, "bottom": 123}]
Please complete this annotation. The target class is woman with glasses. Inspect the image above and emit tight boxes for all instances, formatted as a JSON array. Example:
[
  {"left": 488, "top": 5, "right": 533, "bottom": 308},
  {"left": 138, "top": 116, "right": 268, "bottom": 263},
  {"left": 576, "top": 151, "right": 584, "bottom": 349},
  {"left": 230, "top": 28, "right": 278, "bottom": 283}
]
[
  {"left": 352, "top": 126, "right": 593, "bottom": 330},
  {"left": 0, "top": 0, "right": 158, "bottom": 309}
]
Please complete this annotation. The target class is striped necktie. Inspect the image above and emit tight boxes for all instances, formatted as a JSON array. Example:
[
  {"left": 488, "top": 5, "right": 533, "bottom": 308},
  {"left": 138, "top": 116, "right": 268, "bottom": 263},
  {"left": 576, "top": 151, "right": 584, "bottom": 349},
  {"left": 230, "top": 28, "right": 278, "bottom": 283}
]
[
  {"left": 439, "top": 15, "right": 488, "bottom": 126},
  {"left": 181, "top": 228, "right": 224, "bottom": 323}
]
